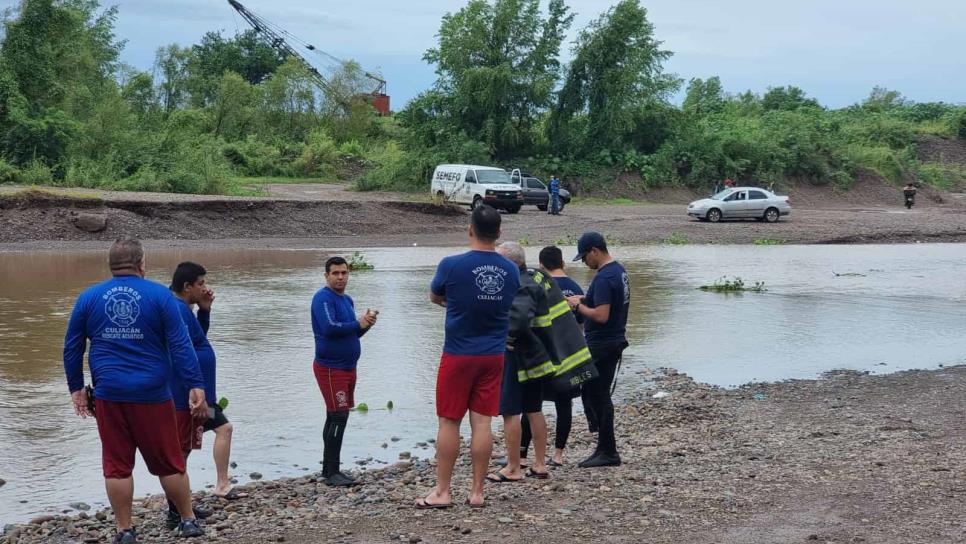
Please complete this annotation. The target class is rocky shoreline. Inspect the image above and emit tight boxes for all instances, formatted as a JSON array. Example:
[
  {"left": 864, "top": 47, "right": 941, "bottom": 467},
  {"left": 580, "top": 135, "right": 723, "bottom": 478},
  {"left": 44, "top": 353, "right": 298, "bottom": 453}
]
[{"left": 4, "top": 365, "right": 966, "bottom": 543}]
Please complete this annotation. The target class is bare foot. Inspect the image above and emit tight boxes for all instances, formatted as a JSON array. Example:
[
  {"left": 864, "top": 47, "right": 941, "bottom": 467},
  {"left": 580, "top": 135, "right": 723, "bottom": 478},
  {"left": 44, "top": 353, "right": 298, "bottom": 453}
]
[{"left": 416, "top": 487, "right": 452, "bottom": 509}]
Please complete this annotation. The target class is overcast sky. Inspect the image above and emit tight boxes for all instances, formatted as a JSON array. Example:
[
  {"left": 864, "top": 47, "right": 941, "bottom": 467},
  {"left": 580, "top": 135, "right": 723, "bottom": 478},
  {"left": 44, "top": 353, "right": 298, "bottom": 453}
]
[{"left": 4, "top": 0, "right": 964, "bottom": 109}]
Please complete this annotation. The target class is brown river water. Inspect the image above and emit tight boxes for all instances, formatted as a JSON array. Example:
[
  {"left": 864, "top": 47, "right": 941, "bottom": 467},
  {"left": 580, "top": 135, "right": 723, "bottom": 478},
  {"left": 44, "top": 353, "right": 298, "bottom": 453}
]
[{"left": 1, "top": 244, "right": 965, "bottom": 523}]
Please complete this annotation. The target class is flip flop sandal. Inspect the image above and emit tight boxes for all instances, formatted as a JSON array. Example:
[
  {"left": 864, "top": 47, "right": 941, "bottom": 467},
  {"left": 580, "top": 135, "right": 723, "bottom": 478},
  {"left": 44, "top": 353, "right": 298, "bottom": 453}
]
[
  {"left": 415, "top": 498, "right": 454, "bottom": 509},
  {"left": 547, "top": 460, "right": 564, "bottom": 467},
  {"left": 464, "top": 499, "right": 486, "bottom": 509},
  {"left": 215, "top": 488, "right": 246, "bottom": 501},
  {"left": 526, "top": 469, "right": 550, "bottom": 480},
  {"left": 486, "top": 472, "right": 524, "bottom": 483}
]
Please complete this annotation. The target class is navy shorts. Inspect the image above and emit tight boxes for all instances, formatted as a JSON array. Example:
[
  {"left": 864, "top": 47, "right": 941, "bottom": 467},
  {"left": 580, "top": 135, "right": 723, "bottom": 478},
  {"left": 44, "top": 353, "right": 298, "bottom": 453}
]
[{"left": 499, "top": 352, "right": 545, "bottom": 416}]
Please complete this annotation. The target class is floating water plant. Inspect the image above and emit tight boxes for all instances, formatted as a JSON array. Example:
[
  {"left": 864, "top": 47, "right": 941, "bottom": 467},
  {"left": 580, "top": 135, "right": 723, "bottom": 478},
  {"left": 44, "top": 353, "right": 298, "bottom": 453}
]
[
  {"left": 347, "top": 251, "right": 374, "bottom": 271},
  {"left": 699, "top": 277, "right": 766, "bottom": 293}
]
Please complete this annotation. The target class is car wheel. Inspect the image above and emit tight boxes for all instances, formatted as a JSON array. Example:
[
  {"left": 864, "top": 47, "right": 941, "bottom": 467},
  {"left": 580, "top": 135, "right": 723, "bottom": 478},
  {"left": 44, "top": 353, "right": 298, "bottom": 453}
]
[
  {"left": 707, "top": 208, "right": 722, "bottom": 223},
  {"left": 506, "top": 205, "right": 520, "bottom": 214},
  {"left": 764, "top": 207, "right": 780, "bottom": 223},
  {"left": 537, "top": 204, "right": 548, "bottom": 211},
  {"left": 471, "top": 196, "right": 484, "bottom": 210}
]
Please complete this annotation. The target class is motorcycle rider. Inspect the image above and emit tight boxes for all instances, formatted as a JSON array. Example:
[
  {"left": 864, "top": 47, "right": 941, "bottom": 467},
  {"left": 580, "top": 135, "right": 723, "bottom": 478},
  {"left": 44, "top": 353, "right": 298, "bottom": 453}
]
[{"left": 903, "top": 183, "right": 917, "bottom": 210}]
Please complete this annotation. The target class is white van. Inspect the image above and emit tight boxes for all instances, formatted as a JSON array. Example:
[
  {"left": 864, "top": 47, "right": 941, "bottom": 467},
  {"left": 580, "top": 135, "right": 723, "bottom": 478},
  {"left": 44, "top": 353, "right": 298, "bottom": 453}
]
[{"left": 430, "top": 164, "right": 524, "bottom": 213}]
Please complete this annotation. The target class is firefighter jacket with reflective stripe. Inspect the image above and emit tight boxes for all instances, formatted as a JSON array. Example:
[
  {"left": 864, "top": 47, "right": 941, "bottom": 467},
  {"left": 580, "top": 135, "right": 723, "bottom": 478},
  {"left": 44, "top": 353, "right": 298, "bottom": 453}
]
[
  {"left": 530, "top": 270, "right": 592, "bottom": 382},
  {"left": 509, "top": 268, "right": 592, "bottom": 384}
]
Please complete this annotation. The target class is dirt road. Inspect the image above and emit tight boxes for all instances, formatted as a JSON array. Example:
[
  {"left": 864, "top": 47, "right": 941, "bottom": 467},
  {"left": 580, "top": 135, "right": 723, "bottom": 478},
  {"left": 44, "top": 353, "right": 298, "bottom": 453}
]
[{"left": 3, "top": 184, "right": 966, "bottom": 251}]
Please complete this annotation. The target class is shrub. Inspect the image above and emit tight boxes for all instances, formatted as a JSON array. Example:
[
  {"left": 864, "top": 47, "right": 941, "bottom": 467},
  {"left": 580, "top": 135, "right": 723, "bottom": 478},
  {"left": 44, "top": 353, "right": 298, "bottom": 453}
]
[
  {"left": 338, "top": 140, "right": 365, "bottom": 158},
  {"left": 16, "top": 160, "right": 54, "bottom": 185},
  {"left": 0, "top": 159, "right": 19, "bottom": 183},
  {"left": 294, "top": 129, "right": 340, "bottom": 177}
]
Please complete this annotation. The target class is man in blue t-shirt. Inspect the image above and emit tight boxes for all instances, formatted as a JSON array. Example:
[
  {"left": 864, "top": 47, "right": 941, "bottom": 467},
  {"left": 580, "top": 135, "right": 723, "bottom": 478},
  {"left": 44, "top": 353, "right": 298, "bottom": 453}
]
[
  {"left": 63, "top": 238, "right": 207, "bottom": 542},
  {"left": 418, "top": 205, "right": 520, "bottom": 509},
  {"left": 567, "top": 232, "right": 630, "bottom": 469},
  {"left": 164, "top": 261, "right": 235, "bottom": 529},
  {"left": 311, "top": 256, "right": 378, "bottom": 487}
]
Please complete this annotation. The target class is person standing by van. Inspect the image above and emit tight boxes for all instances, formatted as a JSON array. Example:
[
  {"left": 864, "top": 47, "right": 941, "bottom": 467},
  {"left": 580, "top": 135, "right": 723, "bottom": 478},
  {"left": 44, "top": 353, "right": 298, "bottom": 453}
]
[
  {"left": 418, "top": 205, "right": 520, "bottom": 508},
  {"left": 549, "top": 175, "right": 562, "bottom": 215},
  {"left": 567, "top": 232, "right": 630, "bottom": 469}
]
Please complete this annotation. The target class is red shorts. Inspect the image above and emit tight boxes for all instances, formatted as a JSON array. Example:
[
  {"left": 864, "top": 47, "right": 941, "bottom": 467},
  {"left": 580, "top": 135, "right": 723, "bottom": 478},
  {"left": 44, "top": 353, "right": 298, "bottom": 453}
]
[
  {"left": 435, "top": 353, "right": 504, "bottom": 420},
  {"left": 175, "top": 410, "right": 204, "bottom": 456},
  {"left": 94, "top": 399, "right": 186, "bottom": 479},
  {"left": 313, "top": 363, "right": 357, "bottom": 412}
]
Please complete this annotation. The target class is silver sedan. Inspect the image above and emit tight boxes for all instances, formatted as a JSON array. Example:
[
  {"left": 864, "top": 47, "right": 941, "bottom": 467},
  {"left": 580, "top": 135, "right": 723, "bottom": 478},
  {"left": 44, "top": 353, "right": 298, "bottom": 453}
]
[{"left": 687, "top": 187, "right": 791, "bottom": 223}]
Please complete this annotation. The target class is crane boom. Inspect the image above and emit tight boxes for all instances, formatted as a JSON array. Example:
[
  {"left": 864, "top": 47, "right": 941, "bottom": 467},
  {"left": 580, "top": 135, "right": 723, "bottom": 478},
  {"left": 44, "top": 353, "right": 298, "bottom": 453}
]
[{"left": 226, "top": 0, "right": 389, "bottom": 113}]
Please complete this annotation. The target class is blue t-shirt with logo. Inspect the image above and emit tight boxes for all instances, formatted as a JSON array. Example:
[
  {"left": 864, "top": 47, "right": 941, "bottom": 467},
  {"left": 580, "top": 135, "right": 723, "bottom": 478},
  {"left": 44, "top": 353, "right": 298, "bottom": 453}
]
[
  {"left": 584, "top": 261, "right": 630, "bottom": 347},
  {"left": 168, "top": 297, "right": 217, "bottom": 410},
  {"left": 63, "top": 275, "right": 203, "bottom": 403},
  {"left": 553, "top": 275, "right": 585, "bottom": 324},
  {"left": 431, "top": 250, "right": 520, "bottom": 356}
]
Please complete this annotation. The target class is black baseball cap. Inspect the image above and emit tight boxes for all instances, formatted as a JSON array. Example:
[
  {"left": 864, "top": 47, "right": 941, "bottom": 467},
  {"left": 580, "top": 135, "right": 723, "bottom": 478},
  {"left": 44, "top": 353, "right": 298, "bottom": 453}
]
[{"left": 573, "top": 231, "right": 606, "bottom": 261}]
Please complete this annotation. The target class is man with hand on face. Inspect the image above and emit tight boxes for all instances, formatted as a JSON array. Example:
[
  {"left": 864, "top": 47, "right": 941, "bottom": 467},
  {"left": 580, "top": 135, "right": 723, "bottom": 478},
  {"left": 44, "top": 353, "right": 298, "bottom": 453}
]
[
  {"left": 64, "top": 237, "right": 207, "bottom": 543},
  {"left": 312, "top": 256, "right": 378, "bottom": 487},
  {"left": 567, "top": 232, "right": 630, "bottom": 469},
  {"left": 167, "top": 262, "right": 236, "bottom": 512}
]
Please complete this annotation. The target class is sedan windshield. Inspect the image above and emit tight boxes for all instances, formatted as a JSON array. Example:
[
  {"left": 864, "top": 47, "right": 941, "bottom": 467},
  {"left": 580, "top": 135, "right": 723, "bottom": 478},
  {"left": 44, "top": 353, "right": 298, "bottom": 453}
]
[
  {"left": 710, "top": 189, "right": 733, "bottom": 200},
  {"left": 475, "top": 169, "right": 511, "bottom": 184}
]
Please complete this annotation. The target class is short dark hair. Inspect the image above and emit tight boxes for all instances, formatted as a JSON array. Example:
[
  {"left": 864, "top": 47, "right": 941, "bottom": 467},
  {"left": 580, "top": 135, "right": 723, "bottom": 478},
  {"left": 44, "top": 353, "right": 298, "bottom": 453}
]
[
  {"left": 539, "top": 246, "right": 564, "bottom": 270},
  {"left": 325, "top": 256, "right": 349, "bottom": 274},
  {"left": 471, "top": 205, "right": 501, "bottom": 242},
  {"left": 170, "top": 261, "right": 206, "bottom": 292}
]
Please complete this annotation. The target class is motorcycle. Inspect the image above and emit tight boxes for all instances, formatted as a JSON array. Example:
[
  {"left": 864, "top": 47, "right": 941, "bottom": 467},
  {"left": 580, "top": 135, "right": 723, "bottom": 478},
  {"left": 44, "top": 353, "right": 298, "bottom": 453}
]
[{"left": 903, "top": 188, "right": 917, "bottom": 210}]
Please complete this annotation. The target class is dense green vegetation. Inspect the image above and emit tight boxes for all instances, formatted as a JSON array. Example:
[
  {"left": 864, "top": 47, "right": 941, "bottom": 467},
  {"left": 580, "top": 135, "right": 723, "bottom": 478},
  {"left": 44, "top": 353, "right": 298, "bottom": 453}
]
[{"left": 0, "top": 0, "right": 964, "bottom": 195}]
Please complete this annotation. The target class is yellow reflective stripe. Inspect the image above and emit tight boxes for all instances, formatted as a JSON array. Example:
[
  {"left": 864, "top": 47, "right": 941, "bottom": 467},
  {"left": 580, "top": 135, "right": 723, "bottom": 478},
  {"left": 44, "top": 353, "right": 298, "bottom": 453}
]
[
  {"left": 533, "top": 271, "right": 545, "bottom": 284},
  {"left": 518, "top": 360, "right": 556, "bottom": 382},
  {"left": 555, "top": 347, "right": 592, "bottom": 375},
  {"left": 546, "top": 300, "right": 570, "bottom": 321},
  {"left": 531, "top": 313, "right": 552, "bottom": 328}
]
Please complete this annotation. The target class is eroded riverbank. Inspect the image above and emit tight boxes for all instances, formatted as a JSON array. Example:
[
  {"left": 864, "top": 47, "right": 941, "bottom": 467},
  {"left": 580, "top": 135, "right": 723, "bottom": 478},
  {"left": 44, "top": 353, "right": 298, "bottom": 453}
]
[
  {"left": 4, "top": 365, "right": 965, "bottom": 544},
  {"left": 5, "top": 187, "right": 966, "bottom": 250}
]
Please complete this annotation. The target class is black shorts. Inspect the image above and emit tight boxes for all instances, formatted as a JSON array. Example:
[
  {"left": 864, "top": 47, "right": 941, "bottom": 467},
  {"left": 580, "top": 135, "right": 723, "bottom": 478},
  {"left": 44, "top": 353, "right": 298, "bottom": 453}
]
[
  {"left": 203, "top": 404, "right": 230, "bottom": 432},
  {"left": 499, "top": 353, "right": 545, "bottom": 416}
]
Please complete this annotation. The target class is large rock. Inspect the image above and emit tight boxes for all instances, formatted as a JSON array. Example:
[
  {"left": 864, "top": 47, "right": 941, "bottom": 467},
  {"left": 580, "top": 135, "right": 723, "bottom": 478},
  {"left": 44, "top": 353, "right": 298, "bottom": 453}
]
[{"left": 71, "top": 213, "right": 107, "bottom": 233}]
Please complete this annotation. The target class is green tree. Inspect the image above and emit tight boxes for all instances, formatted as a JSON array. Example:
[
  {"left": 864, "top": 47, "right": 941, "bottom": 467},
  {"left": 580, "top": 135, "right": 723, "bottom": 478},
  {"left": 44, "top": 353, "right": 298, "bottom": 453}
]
[
  {"left": 0, "top": 0, "right": 122, "bottom": 167},
  {"left": 422, "top": 0, "right": 574, "bottom": 157},
  {"left": 185, "top": 30, "right": 286, "bottom": 106},
  {"left": 550, "top": 0, "right": 678, "bottom": 154},
  {"left": 154, "top": 44, "right": 191, "bottom": 112},
  {"left": 683, "top": 77, "right": 725, "bottom": 116},
  {"left": 761, "top": 86, "right": 819, "bottom": 111}
]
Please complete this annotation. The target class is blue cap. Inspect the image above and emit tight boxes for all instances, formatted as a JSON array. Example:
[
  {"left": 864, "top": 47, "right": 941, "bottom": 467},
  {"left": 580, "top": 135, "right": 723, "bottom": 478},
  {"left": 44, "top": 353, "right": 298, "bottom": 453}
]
[{"left": 573, "top": 231, "right": 606, "bottom": 261}]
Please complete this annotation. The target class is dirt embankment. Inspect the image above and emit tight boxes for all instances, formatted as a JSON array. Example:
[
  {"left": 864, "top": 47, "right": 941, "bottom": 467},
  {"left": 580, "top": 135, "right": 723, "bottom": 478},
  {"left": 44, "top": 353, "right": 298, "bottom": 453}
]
[
  {"left": 6, "top": 366, "right": 966, "bottom": 544},
  {"left": 0, "top": 190, "right": 465, "bottom": 246},
  {"left": 6, "top": 182, "right": 966, "bottom": 250}
]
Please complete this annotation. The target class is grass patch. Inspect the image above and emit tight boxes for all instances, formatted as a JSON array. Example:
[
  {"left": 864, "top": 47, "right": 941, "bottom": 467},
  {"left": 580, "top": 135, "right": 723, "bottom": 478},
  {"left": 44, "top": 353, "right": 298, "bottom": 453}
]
[
  {"left": 517, "top": 235, "right": 531, "bottom": 246},
  {"left": 662, "top": 232, "right": 689, "bottom": 245},
  {"left": 2, "top": 187, "right": 103, "bottom": 202},
  {"left": 917, "top": 161, "right": 966, "bottom": 191},
  {"left": 233, "top": 176, "right": 336, "bottom": 186},
  {"left": 553, "top": 233, "right": 578, "bottom": 246},
  {"left": 753, "top": 238, "right": 785, "bottom": 246},
  {"left": 699, "top": 277, "right": 767, "bottom": 293}
]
